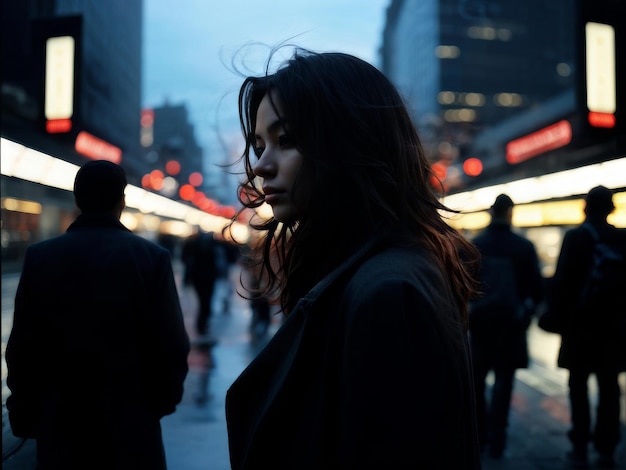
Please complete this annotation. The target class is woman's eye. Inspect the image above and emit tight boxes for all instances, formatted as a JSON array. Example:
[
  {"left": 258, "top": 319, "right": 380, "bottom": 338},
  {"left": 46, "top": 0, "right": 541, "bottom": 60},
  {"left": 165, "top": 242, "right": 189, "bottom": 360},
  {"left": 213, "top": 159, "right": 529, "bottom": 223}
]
[
  {"left": 278, "top": 134, "right": 294, "bottom": 148},
  {"left": 253, "top": 145, "right": 265, "bottom": 158}
]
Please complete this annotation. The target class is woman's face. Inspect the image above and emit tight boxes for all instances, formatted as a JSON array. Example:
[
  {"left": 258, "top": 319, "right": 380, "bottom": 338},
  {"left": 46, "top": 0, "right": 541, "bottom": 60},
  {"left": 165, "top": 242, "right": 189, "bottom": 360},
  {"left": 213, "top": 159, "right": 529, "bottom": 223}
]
[{"left": 253, "top": 92, "right": 304, "bottom": 223}]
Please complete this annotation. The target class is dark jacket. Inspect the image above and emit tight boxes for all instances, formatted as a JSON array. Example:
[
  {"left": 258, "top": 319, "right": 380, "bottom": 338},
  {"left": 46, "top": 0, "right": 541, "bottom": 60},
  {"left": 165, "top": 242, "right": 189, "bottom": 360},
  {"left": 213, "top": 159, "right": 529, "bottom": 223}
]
[
  {"left": 549, "top": 215, "right": 626, "bottom": 370},
  {"left": 469, "top": 221, "right": 544, "bottom": 369},
  {"left": 6, "top": 213, "right": 190, "bottom": 469},
  {"left": 226, "top": 239, "right": 481, "bottom": 470},
  {"left": 181, "top": 231, "right": 218, "bottom": 286}
]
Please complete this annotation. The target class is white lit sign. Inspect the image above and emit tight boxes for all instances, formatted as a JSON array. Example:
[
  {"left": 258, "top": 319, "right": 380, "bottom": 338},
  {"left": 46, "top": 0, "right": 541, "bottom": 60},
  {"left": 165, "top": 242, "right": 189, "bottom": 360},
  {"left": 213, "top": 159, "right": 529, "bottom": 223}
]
[
  {"left": 585, "top": 22, "right": 616, "bottom": 114},
  {"left": 45, "top": 36, "right": 75, "bottom": 120}
]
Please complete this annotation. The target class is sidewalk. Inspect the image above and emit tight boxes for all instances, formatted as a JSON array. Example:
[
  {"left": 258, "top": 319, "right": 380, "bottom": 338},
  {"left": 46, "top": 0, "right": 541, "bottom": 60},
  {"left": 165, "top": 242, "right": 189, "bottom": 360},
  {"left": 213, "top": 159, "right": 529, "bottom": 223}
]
[
  {"left": 159, "top": 267, "right": 277, "bottom": 470},
  {"left": 2, "top": 265, "right": 626, "bottom": 469},
  {"left": 164, "top": 267, "right": 626, "bottom": 469},
  {"left": 1, "top": 264, "right": 278, "bottom": 470},
  {"left": 482, "top": 364, "right": 626, "bottom": 469}
]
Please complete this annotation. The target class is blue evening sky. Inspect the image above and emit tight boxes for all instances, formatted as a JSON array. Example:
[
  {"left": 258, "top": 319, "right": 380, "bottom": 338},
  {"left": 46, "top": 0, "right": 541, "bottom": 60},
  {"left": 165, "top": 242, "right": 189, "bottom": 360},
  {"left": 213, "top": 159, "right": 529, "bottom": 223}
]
[{"left": 142, "top": 0, "right": 390, "bottom": 166}]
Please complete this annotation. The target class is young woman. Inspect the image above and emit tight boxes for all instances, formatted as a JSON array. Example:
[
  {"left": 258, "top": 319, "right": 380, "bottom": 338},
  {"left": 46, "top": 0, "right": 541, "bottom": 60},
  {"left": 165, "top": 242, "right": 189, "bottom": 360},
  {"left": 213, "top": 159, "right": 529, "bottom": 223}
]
[{"left": 225, "top": 48, "right": 482, "bottom": 469}]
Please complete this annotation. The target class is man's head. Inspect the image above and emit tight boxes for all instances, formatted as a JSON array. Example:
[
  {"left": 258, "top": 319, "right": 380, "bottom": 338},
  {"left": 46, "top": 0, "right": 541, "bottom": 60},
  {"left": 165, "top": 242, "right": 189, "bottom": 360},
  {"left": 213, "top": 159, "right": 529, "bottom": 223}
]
[
  {"left": 73, "top": 160, "right": 127, "bottom": 214},
  {"left": 585, "top": 185, "right": 615, "bottom": 217},
  {"left": 490, "top": 193, "right": 514, "bottom": 221}
]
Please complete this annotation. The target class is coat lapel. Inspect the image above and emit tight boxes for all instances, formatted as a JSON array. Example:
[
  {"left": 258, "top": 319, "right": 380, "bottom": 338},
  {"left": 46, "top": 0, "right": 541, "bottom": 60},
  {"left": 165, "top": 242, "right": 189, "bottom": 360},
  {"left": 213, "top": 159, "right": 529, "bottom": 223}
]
[
  {"left": 226, "top": 238, "right": 382, "bottom": 469},
  {"left": 226, "top": 297, "right": 311, "bottom": 468}
]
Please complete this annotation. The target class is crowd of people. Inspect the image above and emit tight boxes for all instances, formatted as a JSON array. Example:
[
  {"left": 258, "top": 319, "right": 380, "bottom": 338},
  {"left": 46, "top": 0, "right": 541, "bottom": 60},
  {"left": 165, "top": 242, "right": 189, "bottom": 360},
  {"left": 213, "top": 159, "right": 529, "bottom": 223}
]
[
  {"left": 4, "top": 47, "right": 625, "bottom": 470},
  {"left": 468, "top": 187, "right": 625, "bottom": 469}
]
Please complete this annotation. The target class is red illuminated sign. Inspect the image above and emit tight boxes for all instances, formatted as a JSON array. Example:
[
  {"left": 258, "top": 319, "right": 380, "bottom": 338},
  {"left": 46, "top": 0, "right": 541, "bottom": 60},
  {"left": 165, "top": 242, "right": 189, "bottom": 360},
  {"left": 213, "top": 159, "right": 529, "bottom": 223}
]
[
  {"left": 165, "top": 160, "right": 181, "bottom": 175},
  {"left": 506, "top": 120, "right": 572, "bottom": 164},
  {"left": 189, "top": 172, "right": 203, "bottom": 187},
  {"left": 75, "top": 131, "right": 122, "bottom": 163},
  {"left": 141, "top": 109, "right": 154, "bottom": 127},
  {"left": 46, "top": 118, "right": 73, "bottom": 133},
  {"left": 463, "top": 157, "right": 483, "bottom": 177},
  {"left": 588, "top": 112, "right": 616, "bottom": 128},
  {"left": 429, "top": 161, "right": 448, "bottom": 192},
  {"left": 179, "top": 184, "right": 195, "bottom": 201}
]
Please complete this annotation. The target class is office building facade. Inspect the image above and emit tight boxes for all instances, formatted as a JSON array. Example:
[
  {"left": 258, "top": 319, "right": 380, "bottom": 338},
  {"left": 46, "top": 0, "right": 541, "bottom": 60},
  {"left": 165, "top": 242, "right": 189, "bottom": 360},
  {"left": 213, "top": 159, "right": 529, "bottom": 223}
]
[{"left": 381, "top": 0, "right": 576, "bottom": 186}]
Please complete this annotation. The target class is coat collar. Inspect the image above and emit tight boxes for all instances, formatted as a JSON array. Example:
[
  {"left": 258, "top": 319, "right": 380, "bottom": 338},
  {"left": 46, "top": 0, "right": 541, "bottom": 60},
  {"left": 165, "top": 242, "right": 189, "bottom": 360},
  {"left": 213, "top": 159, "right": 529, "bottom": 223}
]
[
  {"left": 67, "top": 213, "right": 131, "bottom": 232},
  {"left": 297, "top": 236, "right": 382, "bottom": 310},
  {"left": 487, "top": 219, "right": 511, "bottom": 231}
]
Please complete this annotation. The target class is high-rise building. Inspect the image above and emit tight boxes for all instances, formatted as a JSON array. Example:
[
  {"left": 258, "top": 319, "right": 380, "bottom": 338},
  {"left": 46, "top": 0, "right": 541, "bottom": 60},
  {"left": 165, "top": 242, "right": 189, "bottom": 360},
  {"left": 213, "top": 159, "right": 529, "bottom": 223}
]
[
  {"left": 381, "top": 0, "right": 576, "bottom": 187},
  {"left": 2, "top": 0, "right": 146, "bottom": 181},
  {"left": 383, "top": 0, "right": 575, "bottom": 126},
  {"left": 1, "top": 0, "right": 147, "bottom": 258}
]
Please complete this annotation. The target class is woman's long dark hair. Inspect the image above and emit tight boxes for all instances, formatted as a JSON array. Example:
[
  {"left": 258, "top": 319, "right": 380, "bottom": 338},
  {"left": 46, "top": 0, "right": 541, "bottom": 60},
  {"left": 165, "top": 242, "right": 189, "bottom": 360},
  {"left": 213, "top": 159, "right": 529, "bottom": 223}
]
[{"left": 228, "top": 48, "right": 480, "bottom": 322}]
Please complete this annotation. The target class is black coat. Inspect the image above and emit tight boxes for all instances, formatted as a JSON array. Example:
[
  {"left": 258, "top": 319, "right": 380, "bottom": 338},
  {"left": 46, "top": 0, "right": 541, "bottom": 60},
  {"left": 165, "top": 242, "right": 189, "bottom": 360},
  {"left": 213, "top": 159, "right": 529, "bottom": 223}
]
[
  {"left": 181, "top": 232, "right": 219, "bottom": 287},
  {"left": 226, "top": 240, "right": 481, "bottom": 470},
  {"left": 6, "top": 213, "right": 190, "bottom": 469},
  {"left": 549, "top": 215, "right": 626, "bottom": 370},
  {"left": 469, "top": 221, "right": 545, "bottom": 369}
]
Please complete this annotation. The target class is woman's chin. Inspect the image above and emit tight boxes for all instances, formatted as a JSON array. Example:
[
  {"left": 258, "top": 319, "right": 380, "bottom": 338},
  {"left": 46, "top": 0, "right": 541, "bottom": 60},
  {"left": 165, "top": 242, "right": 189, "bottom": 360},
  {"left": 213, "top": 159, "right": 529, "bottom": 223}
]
[{"left": 269, "top": 205, "right": 299, "bottom": 224}]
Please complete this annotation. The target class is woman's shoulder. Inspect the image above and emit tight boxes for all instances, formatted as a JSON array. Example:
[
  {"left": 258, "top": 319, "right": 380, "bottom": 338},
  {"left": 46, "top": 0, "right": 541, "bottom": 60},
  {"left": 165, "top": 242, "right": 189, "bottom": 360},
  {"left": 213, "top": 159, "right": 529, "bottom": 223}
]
[
  {"left": 345, "top": 245, "right": 441, "bottom": 297},
  {"left": 357, "top": 245, "right": 434, "bottom": 274},
  {"left": 336, "top": 245, "right": 456, "bottom": 329}
]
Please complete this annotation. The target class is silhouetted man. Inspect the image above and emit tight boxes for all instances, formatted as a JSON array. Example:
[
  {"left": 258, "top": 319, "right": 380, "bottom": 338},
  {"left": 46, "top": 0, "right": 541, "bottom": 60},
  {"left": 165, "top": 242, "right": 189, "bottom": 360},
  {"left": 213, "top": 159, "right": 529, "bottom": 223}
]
[
  {"left": 6, "top": 160, "right": 190, "bottom": 469},
  {"left": 548, "top": 185, "right": 626, "bottom": 469},
  {"left": 469, "top": 193, "right": 544, "bottom": 459}
]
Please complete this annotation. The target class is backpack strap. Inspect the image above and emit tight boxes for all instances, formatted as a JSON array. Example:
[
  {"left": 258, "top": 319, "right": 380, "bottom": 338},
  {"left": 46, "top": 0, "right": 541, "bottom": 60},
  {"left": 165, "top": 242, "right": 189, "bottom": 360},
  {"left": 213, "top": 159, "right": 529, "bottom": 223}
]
[{"left": 581, "top": 222, "right": 600, "bottom": 243}]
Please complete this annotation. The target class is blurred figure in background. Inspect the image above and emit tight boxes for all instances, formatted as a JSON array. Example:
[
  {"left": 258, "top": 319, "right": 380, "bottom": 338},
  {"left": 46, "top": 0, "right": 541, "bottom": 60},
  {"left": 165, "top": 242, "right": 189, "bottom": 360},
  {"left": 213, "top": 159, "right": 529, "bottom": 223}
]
[
  {"left": 157, "top": 227, "right": 177, "bottom": 257},
  {"left": 214, "top": 234, "right": 242, "bottom": 314},
  {"left": 248, "top": 282, "right": 272, "bottom": 339},
  {"left": 224, "top": 48, "right": 482, "bottom": 469},
  {"left": 5, "top": 160, "right": 189, "bottom": 470},
  {"left": 182, "top": 227, "right": 219, "bottom": 340},
  {"left": 468, "top": 193, "right": 545, "bottom": 459},
  {"left": 239, "top": 242, "right": 273, "bottom": 340},
  {"left": 547, "top": 185, "right": 626, "bottom": 469}
]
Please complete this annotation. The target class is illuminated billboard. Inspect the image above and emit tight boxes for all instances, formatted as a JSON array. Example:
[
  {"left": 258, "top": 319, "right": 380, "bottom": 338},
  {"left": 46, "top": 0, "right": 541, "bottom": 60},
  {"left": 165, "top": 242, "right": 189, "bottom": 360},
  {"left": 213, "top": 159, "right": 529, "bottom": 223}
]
[
  {"left": 506, "top": 120, "right": 573, "bottom": 165},
  {"left": 585, "top": 22, "right": 616, "bottom": 128},
  {"left": 45, "top": 35, "right": 75, "bottom": 133}
]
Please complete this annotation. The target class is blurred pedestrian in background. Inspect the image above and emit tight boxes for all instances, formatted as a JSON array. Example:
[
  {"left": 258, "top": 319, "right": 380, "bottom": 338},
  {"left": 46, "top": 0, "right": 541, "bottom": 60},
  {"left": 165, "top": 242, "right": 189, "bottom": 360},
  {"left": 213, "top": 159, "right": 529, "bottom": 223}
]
[
  {"left": 182, "top": 227, "right": 219, "bottom": 341},
  {"left": 239, "top": 240, "right": 273, "bottom": 340},
  {"left": 546, "top": 185, "right": 626, "bottom": 469},
  {"left": 468, "top": 193, "right": 545, "bottom": 459},
  {"left": 5, "top": 160, "right": 190, "bottom": 470},
  {"left": 214, "top": 233, "right": 242, "bottom": 314},
  {"left": 224, "top": 48, "right": 482, "bottom": 469},
  {"left": 157, "top": 226, "right": 177, "bottom": 257}
]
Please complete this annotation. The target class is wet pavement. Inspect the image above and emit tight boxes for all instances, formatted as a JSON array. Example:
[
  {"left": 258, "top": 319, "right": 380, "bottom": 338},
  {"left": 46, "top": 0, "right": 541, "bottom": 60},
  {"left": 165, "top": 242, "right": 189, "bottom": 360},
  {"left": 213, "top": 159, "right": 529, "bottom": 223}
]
[
  {"left": 157, "top": 264, "right": 281, "bottom": 470},
  {"left": 2, "top": 263, "right": 625, "bottom": 469}
]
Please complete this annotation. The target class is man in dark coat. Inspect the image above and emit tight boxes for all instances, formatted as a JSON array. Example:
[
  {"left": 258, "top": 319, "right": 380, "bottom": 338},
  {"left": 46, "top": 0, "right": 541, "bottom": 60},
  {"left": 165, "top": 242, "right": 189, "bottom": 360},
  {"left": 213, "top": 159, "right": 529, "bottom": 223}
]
[
  {"left": 548, "top": 185, "right": 626, "bottom": 469},
  {"left": 5, "top": 160, "right": 190, "bottom": 469},
  {"left": 469, "top": 193, "right": 545, "bottom": 459}
]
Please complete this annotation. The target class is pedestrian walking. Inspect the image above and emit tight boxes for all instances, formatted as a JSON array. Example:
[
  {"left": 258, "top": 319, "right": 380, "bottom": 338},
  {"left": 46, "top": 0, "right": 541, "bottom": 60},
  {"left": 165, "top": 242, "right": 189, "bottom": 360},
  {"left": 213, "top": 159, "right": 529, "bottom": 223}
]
[
  {"left": 5, "top": 160, "right": 190, "bottom": 470},
  {"left": 182, "top": 228, "right": 219, "bottom": 340},
  {"left": 545, "top": 185, "right": 626, "bottom": 469},
  {"left": 214, "top": 234, "right": 241, "bottom": 315},
  {"left": 224, "top": 48, "right": 482, "bottom": 469},
  {"left": 469, "top": 193, "right": 545, "bottom": 459}
]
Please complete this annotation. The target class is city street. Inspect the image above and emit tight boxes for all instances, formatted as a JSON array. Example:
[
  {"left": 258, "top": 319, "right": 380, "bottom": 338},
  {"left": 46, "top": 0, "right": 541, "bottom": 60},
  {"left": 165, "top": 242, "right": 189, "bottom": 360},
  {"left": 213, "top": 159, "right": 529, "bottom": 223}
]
[
  {"left": 2, "top": 264, "right": 625, "bottom": 469},
  {"left": 2, "top": 0, "right": 625, "bottom": 467}
]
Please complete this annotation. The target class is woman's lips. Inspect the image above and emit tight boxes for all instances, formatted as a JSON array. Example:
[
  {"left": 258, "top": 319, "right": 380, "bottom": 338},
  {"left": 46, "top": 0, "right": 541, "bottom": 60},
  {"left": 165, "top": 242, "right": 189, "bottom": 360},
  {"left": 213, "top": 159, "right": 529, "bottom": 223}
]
[
  {"left": 262, "top": 187, "right": 284, "bottom": 205},
  {"left": 264, "top": 192, "right": 284, "bottom": 204}
]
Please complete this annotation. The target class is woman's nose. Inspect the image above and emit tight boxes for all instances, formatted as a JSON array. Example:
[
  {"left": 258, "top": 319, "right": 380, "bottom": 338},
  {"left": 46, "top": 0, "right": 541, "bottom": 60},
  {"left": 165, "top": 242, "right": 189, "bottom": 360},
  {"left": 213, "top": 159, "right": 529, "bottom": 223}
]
[{"left": 253, "top": 152, "right": 276, "bottom": 178}]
